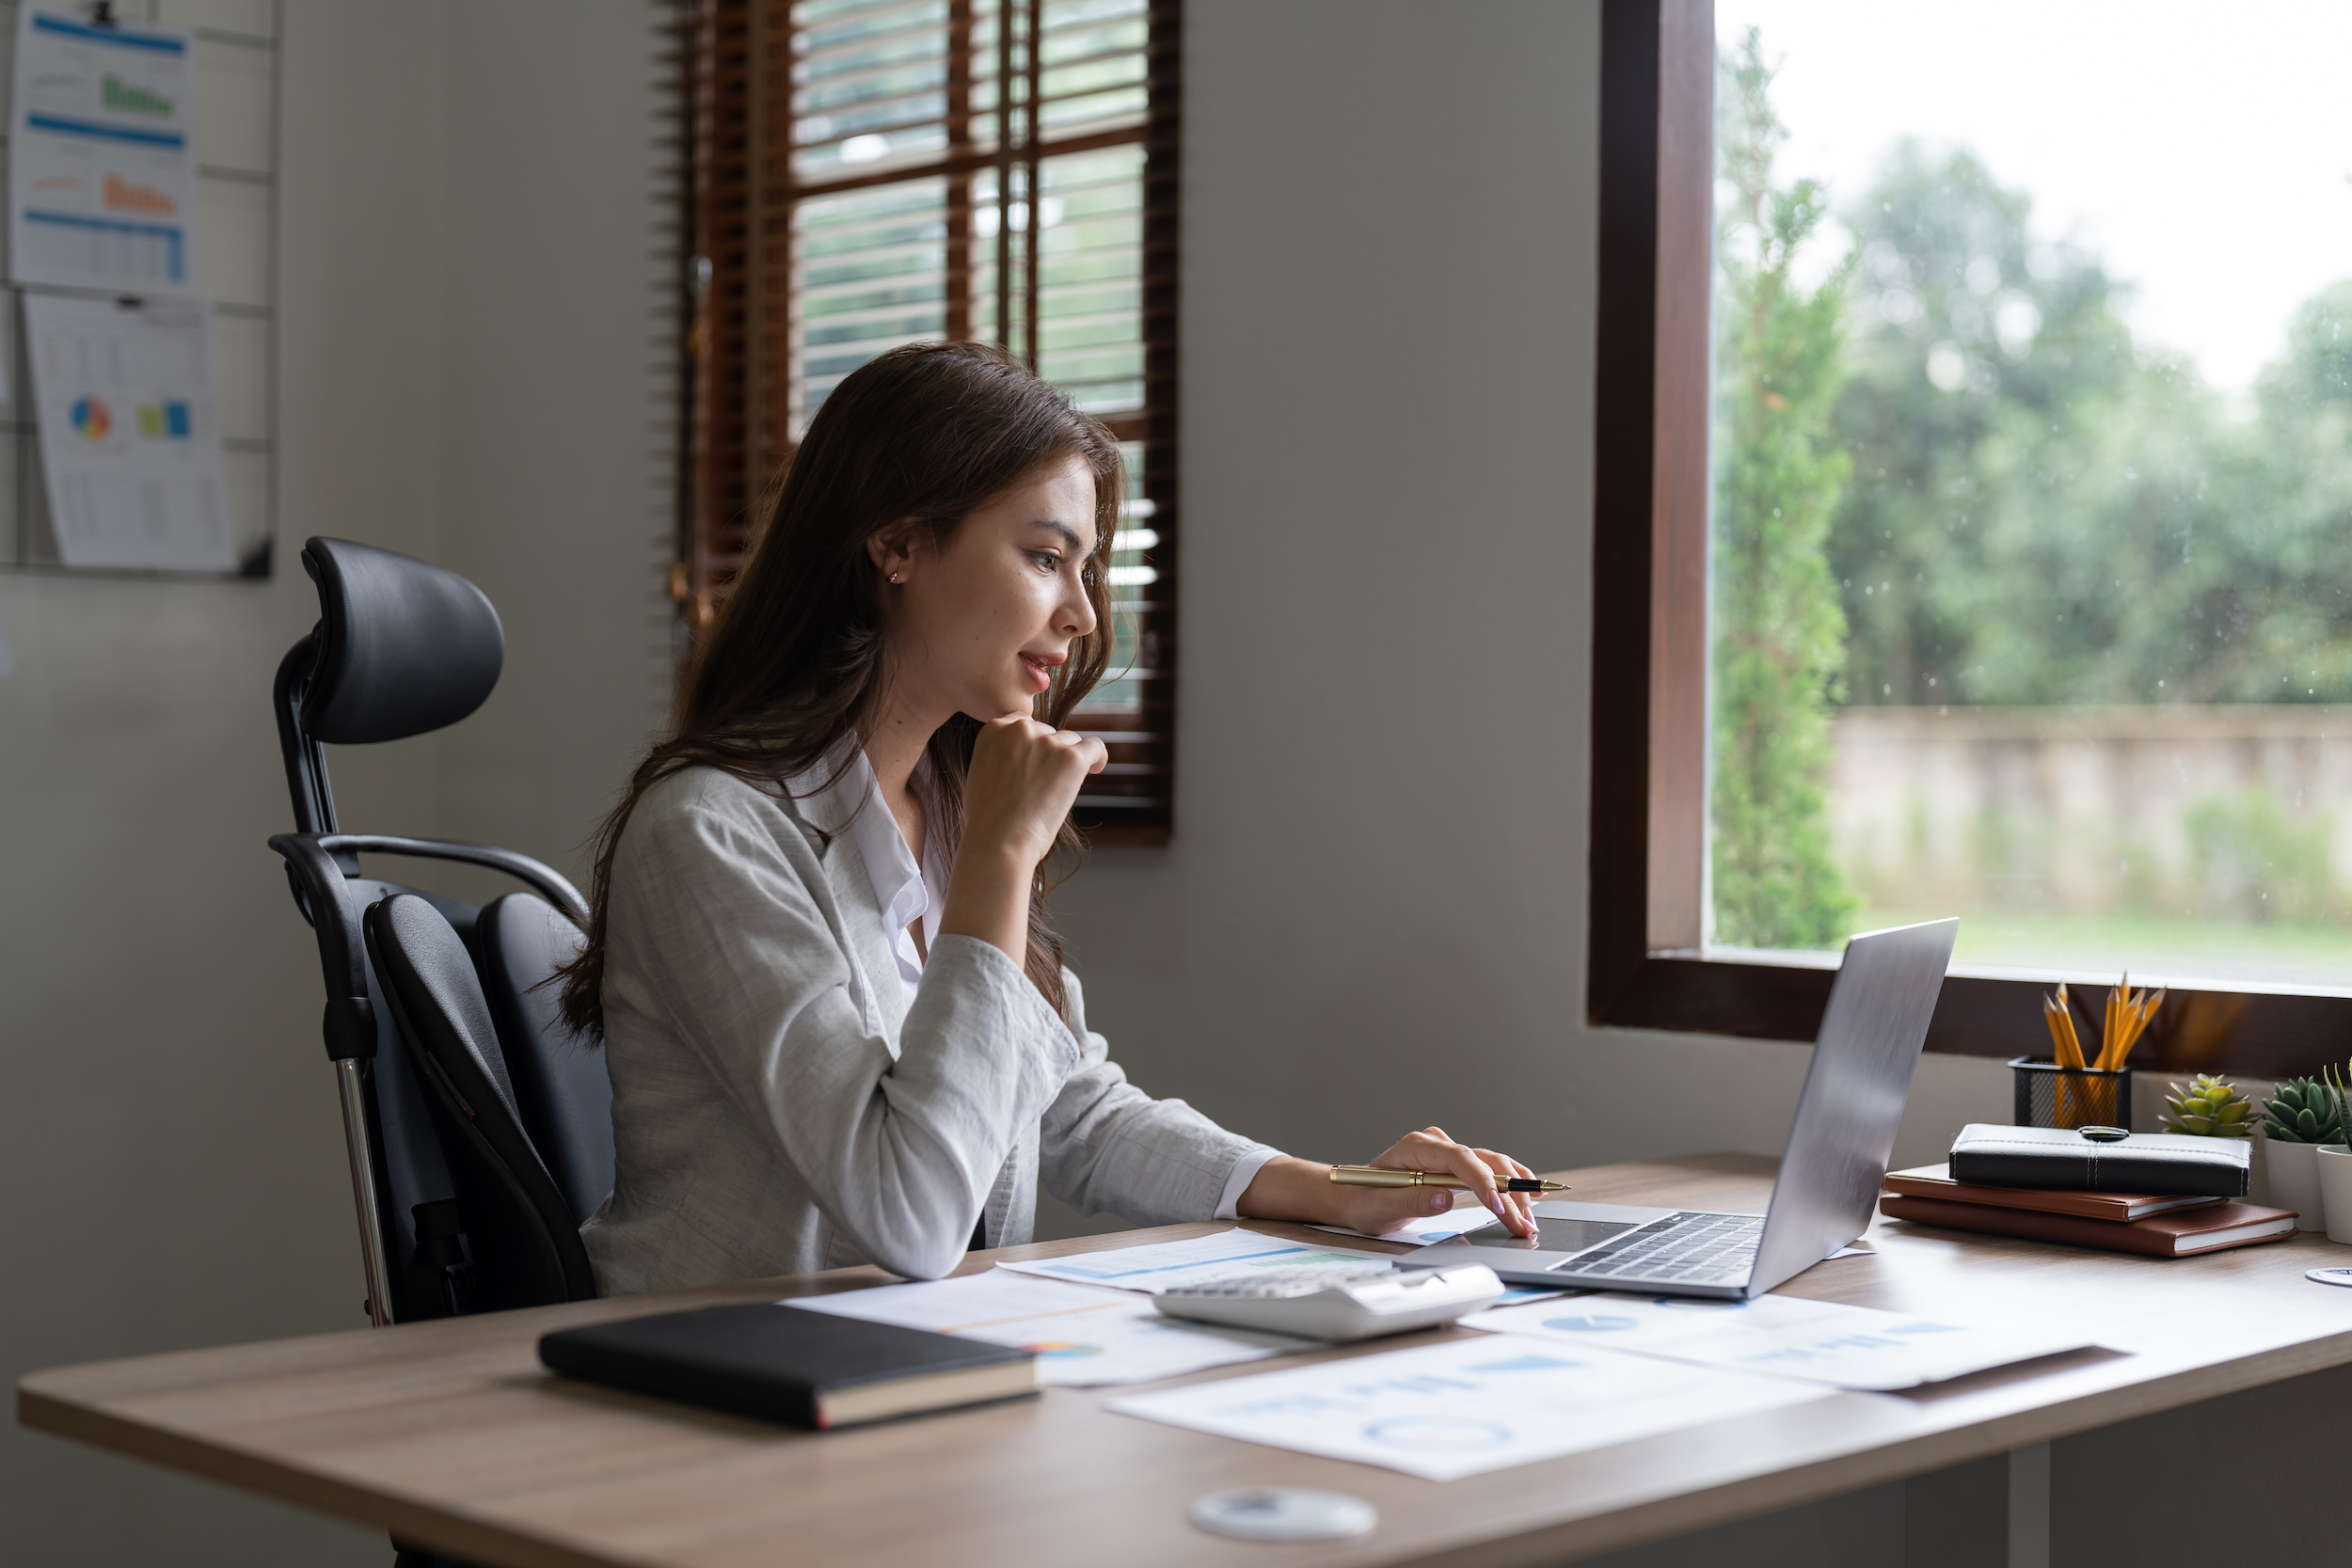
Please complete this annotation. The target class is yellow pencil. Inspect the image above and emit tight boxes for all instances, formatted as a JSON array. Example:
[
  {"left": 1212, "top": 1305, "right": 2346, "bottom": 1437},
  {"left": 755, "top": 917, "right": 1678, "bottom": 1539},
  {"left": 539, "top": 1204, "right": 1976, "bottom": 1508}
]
[
  {"left": 2117, "top": 973, "right": 2136, "bottom": 1071},
  {"left": 2043, "top": 989, "right": 2084, "bottom": 1069}
]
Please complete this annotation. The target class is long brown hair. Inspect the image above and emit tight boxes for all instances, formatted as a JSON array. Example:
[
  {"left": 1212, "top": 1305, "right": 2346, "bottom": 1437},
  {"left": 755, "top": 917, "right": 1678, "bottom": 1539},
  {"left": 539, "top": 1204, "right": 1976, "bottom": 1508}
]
[{"left": 559, "top": 341, "right": 1120, "bottom": 1036}]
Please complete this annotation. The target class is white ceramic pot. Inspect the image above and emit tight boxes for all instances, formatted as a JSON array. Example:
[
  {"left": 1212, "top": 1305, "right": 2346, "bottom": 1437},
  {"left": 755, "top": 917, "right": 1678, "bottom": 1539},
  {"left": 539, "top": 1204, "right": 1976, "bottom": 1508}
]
[
  {"left": 2265, "top": 1137, "right": 2328, "bottom": 1231},
  {"left": 2314, "top": 1147, "right": 2352, "bottom": 1244}
]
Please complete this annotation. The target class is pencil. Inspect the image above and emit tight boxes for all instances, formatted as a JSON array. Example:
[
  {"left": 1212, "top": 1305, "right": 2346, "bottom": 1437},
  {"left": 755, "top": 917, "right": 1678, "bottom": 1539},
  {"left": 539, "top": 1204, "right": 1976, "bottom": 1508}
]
[{"left": 1327, "top": 1165, "right": 1570, "bottom": 1194}]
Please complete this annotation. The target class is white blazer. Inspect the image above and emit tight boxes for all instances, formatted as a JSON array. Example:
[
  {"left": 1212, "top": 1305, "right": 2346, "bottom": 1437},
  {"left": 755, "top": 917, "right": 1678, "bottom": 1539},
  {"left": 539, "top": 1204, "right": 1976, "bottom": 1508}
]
[{"left": 582, "top": 763, "right": 1278, "bottom": 1293}]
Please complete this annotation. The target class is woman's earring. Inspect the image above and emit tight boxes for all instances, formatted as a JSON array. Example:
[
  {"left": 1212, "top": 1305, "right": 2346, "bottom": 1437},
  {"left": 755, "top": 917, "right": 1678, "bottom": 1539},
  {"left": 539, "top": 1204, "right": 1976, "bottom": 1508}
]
[{"left": 889, "top": 571, "right": 904, "bottom": 584}]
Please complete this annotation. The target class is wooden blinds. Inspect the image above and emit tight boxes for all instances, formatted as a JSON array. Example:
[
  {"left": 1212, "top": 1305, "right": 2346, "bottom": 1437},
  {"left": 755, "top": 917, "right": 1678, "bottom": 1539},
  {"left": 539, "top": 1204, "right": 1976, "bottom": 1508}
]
[{"left": 673, "top": 0, "right": 1181, "bottom": 841}]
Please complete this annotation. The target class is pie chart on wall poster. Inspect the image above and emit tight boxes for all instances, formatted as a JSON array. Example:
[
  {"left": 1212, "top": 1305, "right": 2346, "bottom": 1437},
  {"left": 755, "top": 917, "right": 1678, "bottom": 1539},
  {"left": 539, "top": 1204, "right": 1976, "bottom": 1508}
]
[{"left": 71, "top": 396, "right": 111, "bottom": 439}]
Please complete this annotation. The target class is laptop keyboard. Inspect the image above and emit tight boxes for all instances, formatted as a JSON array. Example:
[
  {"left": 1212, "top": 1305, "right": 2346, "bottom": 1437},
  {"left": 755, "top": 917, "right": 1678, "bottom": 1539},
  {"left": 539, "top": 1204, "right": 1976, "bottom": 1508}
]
[{"left": 1554, "top": 1212, "right": 1763, "bottom": 1287}]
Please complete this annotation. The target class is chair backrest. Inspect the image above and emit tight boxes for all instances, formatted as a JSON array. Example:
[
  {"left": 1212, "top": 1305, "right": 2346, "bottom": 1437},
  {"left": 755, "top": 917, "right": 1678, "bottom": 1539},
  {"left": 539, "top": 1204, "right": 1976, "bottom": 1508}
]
[
  {"left": 474, "top": 893, "right": 614, "bottom": 1227},
  {"left": 364, "top": 894, "right": 598, "bottom": 1310}
]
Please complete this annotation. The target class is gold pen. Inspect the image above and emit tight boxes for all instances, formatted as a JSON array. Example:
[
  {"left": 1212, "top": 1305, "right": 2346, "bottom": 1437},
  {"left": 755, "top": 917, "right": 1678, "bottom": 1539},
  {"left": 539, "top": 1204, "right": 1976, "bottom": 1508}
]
[{"left": 1327, "top": 1164, "right": 1569, "bottom": 1194}]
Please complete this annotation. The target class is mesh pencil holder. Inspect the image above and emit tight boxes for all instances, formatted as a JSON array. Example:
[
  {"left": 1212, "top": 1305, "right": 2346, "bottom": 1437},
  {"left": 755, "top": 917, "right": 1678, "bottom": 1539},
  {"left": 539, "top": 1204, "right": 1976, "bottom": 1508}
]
[{"left": 2009, "top": 1056, "right": 2133, "bottom": 1131}]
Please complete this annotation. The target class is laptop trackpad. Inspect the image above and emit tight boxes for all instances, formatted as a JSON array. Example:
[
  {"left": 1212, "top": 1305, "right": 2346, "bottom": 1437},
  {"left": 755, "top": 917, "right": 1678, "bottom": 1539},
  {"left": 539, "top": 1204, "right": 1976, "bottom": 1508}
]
[{"left": 1435, "top": 1215, "right": 1641, "bottom": 1255}]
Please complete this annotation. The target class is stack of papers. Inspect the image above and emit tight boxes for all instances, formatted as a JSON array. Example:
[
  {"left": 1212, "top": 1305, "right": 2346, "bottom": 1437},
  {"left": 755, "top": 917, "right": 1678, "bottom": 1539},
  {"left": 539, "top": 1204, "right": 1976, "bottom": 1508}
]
[
  {"left": 1460, "top": 1291, "right": 2093, "bottom": 1391},
  {"left": 787, "top": 1228, "right": 2097, "bottom": 1481}
]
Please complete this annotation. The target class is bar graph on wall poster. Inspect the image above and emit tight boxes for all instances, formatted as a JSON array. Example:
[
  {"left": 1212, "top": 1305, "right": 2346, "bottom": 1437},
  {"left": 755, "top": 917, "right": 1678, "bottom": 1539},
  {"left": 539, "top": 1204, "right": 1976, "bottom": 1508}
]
[
  {"left": 0, "top": 0, "right": 283, "bottom": 578},
  {"left": 9, "top": 8, "right": 200, "bottom": 297}
]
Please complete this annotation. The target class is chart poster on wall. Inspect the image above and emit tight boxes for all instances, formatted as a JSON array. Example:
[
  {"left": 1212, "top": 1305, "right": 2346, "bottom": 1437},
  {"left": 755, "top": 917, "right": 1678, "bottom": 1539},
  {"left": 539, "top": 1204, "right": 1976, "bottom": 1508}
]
[
  {"left": 8, "top": 8, "right": 199, "bottom": 298},
  {"left": 24, "top": 293, "right": 233, "bottom": 571}
]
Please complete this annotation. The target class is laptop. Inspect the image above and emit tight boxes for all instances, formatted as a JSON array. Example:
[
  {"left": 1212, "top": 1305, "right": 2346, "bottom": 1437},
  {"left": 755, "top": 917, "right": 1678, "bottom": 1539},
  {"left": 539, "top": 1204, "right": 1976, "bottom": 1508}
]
[{"left": 1411, "top": 918, "right": 1958, "bottom": 1300}]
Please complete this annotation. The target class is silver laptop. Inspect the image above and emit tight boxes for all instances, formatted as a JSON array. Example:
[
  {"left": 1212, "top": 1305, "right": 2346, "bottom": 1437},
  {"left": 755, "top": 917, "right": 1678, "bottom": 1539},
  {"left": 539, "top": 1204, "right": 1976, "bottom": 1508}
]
[{"left": 1412, "top": 918, "right": 1958, "bottom": 1300}]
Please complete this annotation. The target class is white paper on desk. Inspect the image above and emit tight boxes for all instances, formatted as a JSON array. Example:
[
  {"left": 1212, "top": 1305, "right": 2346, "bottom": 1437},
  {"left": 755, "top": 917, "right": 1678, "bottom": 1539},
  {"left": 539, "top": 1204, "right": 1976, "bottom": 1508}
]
[
  {"left": 1311, "top": 1203, "right": 1509, "bottom": 1246},
  {"left": 996, "top": 1228, "right": 1391, "bottom": 1294},
  {"left": 1461, "top": 1291, "right": 2093, "bottom": 1391},
  {"left": 1106, "top": 1334, "right": 1831, "bottom": 1481},
  {"left": 10, "top": 8, "right": 201, "bottom": 297},
  {"left": 24, "top": 292, "right": 232, "bottom": 571},
  {"left": 782, "top": 1271, "right": 1321, "bottom": 1387}
]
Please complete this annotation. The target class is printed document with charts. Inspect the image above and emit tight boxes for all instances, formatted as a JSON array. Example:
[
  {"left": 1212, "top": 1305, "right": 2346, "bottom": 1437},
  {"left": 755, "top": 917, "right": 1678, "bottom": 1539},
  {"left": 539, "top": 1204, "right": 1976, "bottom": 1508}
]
[
  {"left": 10, "top": 8, "right": 201, "bottom": 298},
  {"left": 1106, "top": 1335, "right": 1831, "bottom": 1481},
  {"left": 1461, "top": 1291, "right": 2095, "bottom": 1391}
]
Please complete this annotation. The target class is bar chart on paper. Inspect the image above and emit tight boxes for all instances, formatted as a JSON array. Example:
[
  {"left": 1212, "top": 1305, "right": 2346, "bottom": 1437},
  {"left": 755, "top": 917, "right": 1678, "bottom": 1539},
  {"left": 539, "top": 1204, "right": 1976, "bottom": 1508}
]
[
  {"left": 9, "top": 8, "right": 199, "bottom": 296},
  {"left": 24, "top": 293, "right": 231, "bottom": 571}
]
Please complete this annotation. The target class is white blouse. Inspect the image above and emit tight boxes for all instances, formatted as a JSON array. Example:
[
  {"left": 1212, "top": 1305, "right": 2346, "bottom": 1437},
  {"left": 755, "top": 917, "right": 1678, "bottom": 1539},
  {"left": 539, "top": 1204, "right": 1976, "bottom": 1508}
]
[
  {"left": 787, "top": 740, "right": 1276, "bottom": 1213},
  {"left": 582, "top": 745, "right": 1281, "bottom": 1293}
]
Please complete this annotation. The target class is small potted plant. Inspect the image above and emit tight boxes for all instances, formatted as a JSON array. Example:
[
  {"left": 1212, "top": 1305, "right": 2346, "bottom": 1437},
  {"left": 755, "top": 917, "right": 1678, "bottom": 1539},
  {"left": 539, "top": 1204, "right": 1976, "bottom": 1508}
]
[
  {"left": 2160, "top": 1074, "right": 2256, "bottom": 1138},
  {"left": 2317, "top": 1064, "right": 2352, "bottom": 1245},
  {"left": 2260, "top": 1078, "right": 2343, "bottom": 1231}
]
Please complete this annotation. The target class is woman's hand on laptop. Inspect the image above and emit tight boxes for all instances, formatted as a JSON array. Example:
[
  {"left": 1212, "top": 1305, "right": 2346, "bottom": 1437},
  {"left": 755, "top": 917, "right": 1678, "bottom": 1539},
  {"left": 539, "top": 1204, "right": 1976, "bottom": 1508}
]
[{"left": 1236, "top": 1128, "right": 1540, "bottom": 1238}]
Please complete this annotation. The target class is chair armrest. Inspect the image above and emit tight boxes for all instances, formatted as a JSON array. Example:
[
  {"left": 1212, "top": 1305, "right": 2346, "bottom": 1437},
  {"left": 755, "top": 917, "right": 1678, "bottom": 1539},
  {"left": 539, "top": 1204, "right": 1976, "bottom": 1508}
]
[{"left": 317, "top": 835, "right": 588, "bottom": 924}]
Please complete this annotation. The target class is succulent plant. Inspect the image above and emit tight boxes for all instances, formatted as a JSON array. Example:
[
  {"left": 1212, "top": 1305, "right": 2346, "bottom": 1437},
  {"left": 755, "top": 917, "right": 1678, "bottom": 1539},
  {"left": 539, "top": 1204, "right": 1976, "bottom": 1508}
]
[
  {"left": 2161, "top": 1073, "right": 2256, "bottom": 1138},
  {"left": 2263, "top": 1077, "right": 2345, "bottom": 1145}
]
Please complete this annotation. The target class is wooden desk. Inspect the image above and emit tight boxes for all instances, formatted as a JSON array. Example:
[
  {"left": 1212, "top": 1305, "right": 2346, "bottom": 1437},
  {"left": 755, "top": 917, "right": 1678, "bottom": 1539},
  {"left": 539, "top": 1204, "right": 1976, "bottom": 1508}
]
[{"left": 21, "top": 1155, "right": 2352, "bottom": 1568}]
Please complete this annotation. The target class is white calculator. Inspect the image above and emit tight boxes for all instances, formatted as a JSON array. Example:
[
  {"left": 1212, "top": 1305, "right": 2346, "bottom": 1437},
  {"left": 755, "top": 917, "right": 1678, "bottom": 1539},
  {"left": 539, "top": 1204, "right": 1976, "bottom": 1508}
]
[{"left": 1151, "top": 1262, "right": 1504, "bottom": 1341}]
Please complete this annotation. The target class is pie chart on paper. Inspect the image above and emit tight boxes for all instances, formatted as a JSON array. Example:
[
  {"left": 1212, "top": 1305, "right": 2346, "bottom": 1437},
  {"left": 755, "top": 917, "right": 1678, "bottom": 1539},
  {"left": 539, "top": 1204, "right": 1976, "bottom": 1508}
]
[{"left": 70, "top": 396, "right": 111, "bottom": 439}]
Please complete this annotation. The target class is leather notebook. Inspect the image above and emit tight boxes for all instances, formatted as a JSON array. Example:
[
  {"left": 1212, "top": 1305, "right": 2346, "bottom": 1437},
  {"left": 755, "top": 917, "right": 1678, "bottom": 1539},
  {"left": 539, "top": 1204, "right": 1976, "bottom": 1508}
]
[
  {"left": 539, "top": 1304, "right": 1037, "bottom": 1430},
  {"left": 1883, "top": 1164, "right": 2224, "bottom": 1222},
  {"left": 1946, "top": 1123, "right": 2250, "bottom": 1197},
  {"left": 1880, "top": 1195, "right": 2295, "bottom": 1258}
]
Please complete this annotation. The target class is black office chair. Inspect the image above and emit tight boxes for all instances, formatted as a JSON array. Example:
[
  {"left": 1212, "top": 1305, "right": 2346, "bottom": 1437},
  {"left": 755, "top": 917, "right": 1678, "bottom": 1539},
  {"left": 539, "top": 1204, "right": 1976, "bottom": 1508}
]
[
  {"left": 365, "top": 895, "right": 598, "bottom": 1309},
  {"left": 269, "top": 536, "right": 612, "bottom": 1326}
]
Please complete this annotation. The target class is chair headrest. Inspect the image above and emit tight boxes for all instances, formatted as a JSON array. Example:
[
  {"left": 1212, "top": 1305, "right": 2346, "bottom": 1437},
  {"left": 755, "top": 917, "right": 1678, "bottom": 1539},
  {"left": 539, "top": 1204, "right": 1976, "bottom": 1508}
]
[{"left": 300, "top": 536, "right": 502, "bottom": 744}]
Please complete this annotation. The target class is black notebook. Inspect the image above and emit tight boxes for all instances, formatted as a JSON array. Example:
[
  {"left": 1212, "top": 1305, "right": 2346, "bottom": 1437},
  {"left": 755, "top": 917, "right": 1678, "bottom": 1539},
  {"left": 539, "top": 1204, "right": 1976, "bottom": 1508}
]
[
  {"left": 1947, "top": 1123, "right": 2250, "bottom": 1197},
  {"left": 539, "top": 1304, "right": 1038, "bottom": 1431}
]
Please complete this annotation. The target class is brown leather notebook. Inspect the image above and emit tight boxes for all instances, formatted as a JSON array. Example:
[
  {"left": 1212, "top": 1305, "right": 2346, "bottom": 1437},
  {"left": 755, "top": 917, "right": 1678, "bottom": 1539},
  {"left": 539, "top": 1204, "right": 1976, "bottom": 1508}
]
[
  {"left": 1883, "top": 1164, "right": 2226, "bottom": 1222},
  {"left": 1880, "top": 1195, "right": 2296, "bottom": 1258}
]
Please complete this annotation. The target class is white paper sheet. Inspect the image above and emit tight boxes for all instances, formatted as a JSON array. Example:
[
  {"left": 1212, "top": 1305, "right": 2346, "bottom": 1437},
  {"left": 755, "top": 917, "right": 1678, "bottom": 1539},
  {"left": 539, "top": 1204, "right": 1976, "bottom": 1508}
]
[
  {"left": 10, "top": 8, "right": 199, "bottom": 297},
  {"left": 1461, "top": 1291, "right": 2093, "bottom": 1391},
  {"left": 1106, "top": 1334, "right": 1832, "bottom": 1481},
  {"left": 783, "top": 1270, "right": 1322, "bottom": 1387},
  {"left": 1311, "top": 1203, "right": 1510, "bottom": 1246},
  {"left": 996, "top": 1228, "right": 1391, "bottom": 1294},
  {"left": 24, "top": 292, "right": 233, "bottom": 571}
]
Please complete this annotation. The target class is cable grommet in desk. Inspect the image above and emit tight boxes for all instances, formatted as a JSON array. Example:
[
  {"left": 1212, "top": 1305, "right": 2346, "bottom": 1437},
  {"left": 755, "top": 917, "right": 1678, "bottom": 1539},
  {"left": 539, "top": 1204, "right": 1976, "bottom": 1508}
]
[{"left": 1189, "top": 1487, "right": 1376, "bottom": 1542}]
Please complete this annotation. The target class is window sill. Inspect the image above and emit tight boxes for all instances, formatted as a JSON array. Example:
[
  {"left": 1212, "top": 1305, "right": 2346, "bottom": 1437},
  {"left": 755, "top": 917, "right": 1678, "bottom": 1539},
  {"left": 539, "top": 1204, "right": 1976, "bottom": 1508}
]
[{"left": 1591, "top": 948, "right": 2348, "bottom": 1078}]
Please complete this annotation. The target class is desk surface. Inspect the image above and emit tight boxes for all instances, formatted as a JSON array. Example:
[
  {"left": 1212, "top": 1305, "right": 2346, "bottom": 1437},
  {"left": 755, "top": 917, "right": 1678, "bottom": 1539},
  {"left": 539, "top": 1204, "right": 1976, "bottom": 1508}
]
[{"left": 22, "top": 1154, "right": 2352, "bottom": 1568}]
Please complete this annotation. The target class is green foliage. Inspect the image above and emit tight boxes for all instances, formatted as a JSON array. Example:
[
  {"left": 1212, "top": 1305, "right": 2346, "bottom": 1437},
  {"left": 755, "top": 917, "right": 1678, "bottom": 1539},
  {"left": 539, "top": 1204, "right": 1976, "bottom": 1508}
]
[
  {"left": 2262, "top": 1077, "right": 2344, "bottom": 1145},
  {"left": 2160, "top": 1072, "right": 2255, "bottom": 1138},
  {"left": 1828, "top": 147, "right": 2352, "bottom": 708},
  {"left": 2326, "top": 1063, "right": 2352, "bottom": 1152},
  {"left": 1708, "top": 31, "right": 1857, "bottom": 950},
  {"left": 2182, "top": 791, "right": 2340, "bottom": 923}
]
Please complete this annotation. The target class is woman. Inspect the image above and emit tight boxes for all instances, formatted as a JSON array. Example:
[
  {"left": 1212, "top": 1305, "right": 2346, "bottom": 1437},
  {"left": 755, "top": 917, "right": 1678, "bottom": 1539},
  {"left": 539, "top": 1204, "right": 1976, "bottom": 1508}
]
[{"left": 561, "top": 341, "right": 1539, "bottom": 1293}]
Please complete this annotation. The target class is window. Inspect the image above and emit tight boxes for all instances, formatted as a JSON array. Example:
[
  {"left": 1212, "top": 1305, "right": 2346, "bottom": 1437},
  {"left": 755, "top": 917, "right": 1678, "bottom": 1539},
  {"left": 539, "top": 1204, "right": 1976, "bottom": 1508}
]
[
  {"left": 673, "top": 0, "right": 1178, "bottom": 841},
  {"left": 1590, "top": 0, "right": 2351, "bottom": 1075}
]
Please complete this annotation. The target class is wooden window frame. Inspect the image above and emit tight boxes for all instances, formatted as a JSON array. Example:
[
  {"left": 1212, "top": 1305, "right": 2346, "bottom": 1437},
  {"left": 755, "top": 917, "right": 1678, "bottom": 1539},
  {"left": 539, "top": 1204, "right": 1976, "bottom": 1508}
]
[
  {"left": 671, "top": 0, "right": 1180, "bottom": 845},
  {"left": 1587, "top": 0, "right": 2350, "bottom": 1077}
]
